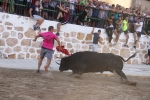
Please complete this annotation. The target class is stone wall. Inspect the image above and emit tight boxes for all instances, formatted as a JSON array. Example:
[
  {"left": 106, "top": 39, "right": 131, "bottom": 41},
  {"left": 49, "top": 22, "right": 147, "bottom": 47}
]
[{"left": 0, "top": 13, "right": 149, "bottom": 64}]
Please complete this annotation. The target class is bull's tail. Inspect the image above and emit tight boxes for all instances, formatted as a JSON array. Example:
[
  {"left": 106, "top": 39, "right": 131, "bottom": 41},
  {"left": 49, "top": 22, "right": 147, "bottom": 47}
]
[{"left": 120, "top": 52, "right": 137, "bottom": 62}]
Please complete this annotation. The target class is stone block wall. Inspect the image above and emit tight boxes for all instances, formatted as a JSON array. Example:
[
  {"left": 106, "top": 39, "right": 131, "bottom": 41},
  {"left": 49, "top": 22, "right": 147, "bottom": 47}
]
[{"left": 0, "top": 13, "right": 149, "bottom": 64}]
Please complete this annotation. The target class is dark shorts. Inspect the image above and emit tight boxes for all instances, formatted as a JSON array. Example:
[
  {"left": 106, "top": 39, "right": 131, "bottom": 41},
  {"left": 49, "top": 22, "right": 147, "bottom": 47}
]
[
  {"left": 40, "top": 47, "right": 54, "bottom": 59},
  {"left": 59, "top": 18, "right": 67, "bottom": 25},
  {"left": 123, "top": 30, "right": 129, "bottom": 34},
  {"left": 136, "top": 31, "right": 142, "bottom": 37},
  {"left": 148, "top": 49, "right": 150, "bottom": 56}
]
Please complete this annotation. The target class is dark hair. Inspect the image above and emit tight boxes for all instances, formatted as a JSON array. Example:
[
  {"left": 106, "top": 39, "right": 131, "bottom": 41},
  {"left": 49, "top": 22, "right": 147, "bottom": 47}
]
[
  {"left": 138, "top": 17, "right": 141, "bottom": 20},
  {"left": 112, "top": 4, "right": 115, "bottom": 7},
  {"left": 35, "top": 0, "right": 40, "bottom": 2},
  {"left": 98, "top": 30, "right": 101, "bottom": 32},
  {"left": 48, "top": 26, "right": 54, "bottom": 31}
]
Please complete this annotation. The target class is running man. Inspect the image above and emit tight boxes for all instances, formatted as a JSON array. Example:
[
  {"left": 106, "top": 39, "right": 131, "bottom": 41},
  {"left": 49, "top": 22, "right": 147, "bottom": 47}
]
[
  {"left": 29, "top": 0, "right": 44, "bottom": 31},
  {"left": 133, "top": 18, "right": 143, "bottom": 49},
  {"left": 122, "top": 16, "right": 129, "bottom": 48},
  {"left": 33, "top": 26, "right": 61, "bottom": 73},
  {"left": 114, "top": 16, "right": 123, "bottom": 45},
  {"left": 56, "top": 5, "right": 70, "bottom": 36},
  {"left": 91, "top": 27, "right": 103, "bottom": 52}
]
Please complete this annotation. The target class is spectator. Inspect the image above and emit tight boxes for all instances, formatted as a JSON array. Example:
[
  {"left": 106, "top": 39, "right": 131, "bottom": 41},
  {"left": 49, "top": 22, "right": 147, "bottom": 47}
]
[
  {"left": 2, "top": 0, "right": 8, "bottom": 12},
  {"left": 42, "top": 0, "right": 49, "bottom": 20},
  {"left": 133, "top": 18, "right": 143, "bottom": 49},
  {"left": 15, "top": 0, "right": 24, "bottom": 16},
  {"left": 76, "top": 7, "right": 89, "bottom": 26},
  {"left": 68, "top": 0, "right": 76, "bottom": 24},
  {"left": 143, "top": 31, "right": 150, "bottom": 65},
  {"left": 147, "top": 20, "right": 150, "bottom": 34},
  {"left": 56, "top": 5, "right": 70, "bottom": 36},
  {"left": 106, "top": 14, "right": 115, "bottom": 43},
  {"left": 48, "top": 0, "right": 57, "bottom": 20},
  {"left": 91, "top": 27, "right": 103, "bottom": 52},
  {"left": 114, "top": 16, "right": 123, "bottom": 45},
  {"left": 33, "top": 26, "right": 61, "bottom": 73},
  {"left": 122, "top": 16, "right": 129, "bottom": 48},
  {"left": 97, "top": 2, "right": 107, "bottom": 28},
  {"left": 29, "top": 0, "right": 44, "bottom": 31}
]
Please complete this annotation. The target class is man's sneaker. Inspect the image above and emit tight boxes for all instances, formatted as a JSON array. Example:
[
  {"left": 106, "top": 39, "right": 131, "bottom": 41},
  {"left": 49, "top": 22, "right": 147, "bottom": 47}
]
[
  {"left": 133, "top": 46, "right": 136, "bottom": 49},
  {"left": 36, "top": 69, "right": 40, "bottom": 73},
  {"left": 33, "top": 25, "right": 37, "bottom": 31},
  {"left": 113, "top": 43, "right": 117, "bottom": 47},
  {"left": 134, "top": 40, "right": 137, "bottom": 45},
  {"left": 124, "top": 44, "right": 129, "bottom": 48},
  {"left": 56, "top": 33, "right": 60, "bottom": 36},
  {"left": 37, "top": 26, "right": 41, "bottom": 31}
]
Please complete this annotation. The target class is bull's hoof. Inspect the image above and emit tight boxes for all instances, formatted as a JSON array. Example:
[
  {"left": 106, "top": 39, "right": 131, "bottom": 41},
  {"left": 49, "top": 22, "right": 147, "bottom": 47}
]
[
  {"left": 127, "top": 81, "right": 137, "bottom": 86},
  {"left": 73, "top": 74, "right": 82, "bottom": 79}
]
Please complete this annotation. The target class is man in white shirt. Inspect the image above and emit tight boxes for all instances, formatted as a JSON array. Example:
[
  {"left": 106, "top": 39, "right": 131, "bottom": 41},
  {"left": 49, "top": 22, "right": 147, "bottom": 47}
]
[{"left": 133, "top": 18, "right": 143, "bottom": 49}]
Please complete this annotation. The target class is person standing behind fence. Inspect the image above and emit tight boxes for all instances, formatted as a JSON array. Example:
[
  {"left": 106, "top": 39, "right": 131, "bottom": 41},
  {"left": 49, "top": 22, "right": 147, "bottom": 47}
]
[
  {"left": 29, "top": 0, "right": 44, "bottom": 31},
  {"left": 106, "top": 14, "right": 115, "bottom": 44},
  {"left": 113, "top": 16, "right": 123, "bottom": 46},
  {"left": 33, "top": 26, "right": 61, "bottom": 73},
  {"left": 133, "top": 18, "right": 143, "bottom": 49},
  {"left": 68, "top": 0, "right": 76, "bottom": 24},
  {"left": 122, "top": 16, "right": 129, "bottom": 48},
  {"left": 91, "top": 27, "right": 103, "bottom": 52},
  {"left": 143, "top": 31, "right": 150, "bottom": 65}
]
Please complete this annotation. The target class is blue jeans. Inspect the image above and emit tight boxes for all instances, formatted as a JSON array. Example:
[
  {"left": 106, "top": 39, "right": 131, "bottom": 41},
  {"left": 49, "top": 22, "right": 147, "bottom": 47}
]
[{"left": 68, "top": 9, "right": 74, "bottom": 24}]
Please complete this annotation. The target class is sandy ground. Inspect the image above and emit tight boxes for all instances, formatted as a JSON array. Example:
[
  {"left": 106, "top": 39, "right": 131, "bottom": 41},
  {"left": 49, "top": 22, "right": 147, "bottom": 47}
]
[{"left": 0, "top": 68, "right": 150, "bottom": 100}]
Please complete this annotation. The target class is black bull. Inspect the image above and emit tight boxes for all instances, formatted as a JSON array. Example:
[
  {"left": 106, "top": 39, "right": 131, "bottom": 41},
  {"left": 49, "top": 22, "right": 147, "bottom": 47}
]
[{"left": 58, "top": 51, "right": 136, "bottom": 82}]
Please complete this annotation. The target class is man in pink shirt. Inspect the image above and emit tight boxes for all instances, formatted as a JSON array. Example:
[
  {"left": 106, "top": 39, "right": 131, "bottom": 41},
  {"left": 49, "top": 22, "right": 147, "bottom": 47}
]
[{"left": 33, "top": 26, "right": 61, "bottom": 73}]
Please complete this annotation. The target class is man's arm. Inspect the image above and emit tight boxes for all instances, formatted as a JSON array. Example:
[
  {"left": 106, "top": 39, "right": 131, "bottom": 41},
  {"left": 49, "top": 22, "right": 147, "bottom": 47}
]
[
  {"left": 33, "top": 34, "right": 40, "bottom": 41},
  {"left": 57, "top": 6, "right": 68, "bottom": 13},
  {"left": 29, "top": 8, "right": 33, "bottom": 18},
  {"left": 91, "top": 27, "right": 95, "bottom": 34},
  {"left": 143, "top": 31, "right": 148, "bottom": 38},
  {"left": 55, "top": 39, "right": 61, "bottom": 47},
  {"left": 98, "top": 38, "right": 103, "bottom": 44}
]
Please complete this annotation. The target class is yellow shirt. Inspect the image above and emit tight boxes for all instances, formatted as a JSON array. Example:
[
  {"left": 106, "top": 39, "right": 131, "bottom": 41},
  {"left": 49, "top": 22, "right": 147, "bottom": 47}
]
[{"left": 122, "top": 20, "right": 128, "bottom": 31}]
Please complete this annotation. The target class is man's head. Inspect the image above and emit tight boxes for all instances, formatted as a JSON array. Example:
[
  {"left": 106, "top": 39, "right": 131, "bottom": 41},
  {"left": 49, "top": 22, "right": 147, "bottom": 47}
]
[
  {"left": 118, "top": 16, "right": 122, "bottom": 20},
  {"left": 85, "top": 8, "right": 89, "bottom": 12},
  {"left": 48, "top": 26, "right": 54, "bottom": 32},
  {"left": 137, "top": 18, "right": 141, "bottom": 23},
  {"left": 98, "top": 30, "right": 101, "bottom": 35},
  {"left": 35, "top": 0, "right": 40, "bottom": 6},
  {"left": 111, "top": 14, "right": 114, "bottom": 19},
  {"left": 125, "top": 16, "right": 128, "bottom": 21},
  {"left": 66, "top": 6, "right": 70, "bottom": 10}
]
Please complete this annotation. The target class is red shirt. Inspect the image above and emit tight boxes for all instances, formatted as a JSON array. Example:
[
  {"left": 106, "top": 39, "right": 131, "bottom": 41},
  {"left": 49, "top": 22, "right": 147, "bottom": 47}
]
[{"left": 64, "top": 9, "right": 70, "bottom": 22}]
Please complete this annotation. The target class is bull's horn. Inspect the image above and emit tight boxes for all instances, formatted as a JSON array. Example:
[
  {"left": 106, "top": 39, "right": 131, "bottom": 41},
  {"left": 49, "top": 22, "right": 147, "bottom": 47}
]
[
  {"left": 55, "top": 61, "right": 60, "bottom": 65},
  {"left": 56, "top": 57, "right": 62, "bottom": 59}
]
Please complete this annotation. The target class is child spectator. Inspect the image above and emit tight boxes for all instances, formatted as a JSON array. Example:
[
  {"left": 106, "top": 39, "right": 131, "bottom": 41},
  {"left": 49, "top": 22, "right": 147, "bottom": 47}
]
[
  {"left": 29, "top": 0, "right": 44, "bottom": 31},
  {"left": 56, "top": 5, "right": 70, "bottom": 36}
]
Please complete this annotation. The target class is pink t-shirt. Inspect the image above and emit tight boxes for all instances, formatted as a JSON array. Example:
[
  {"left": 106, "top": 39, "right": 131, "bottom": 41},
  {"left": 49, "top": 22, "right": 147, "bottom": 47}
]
[{"left": 39, "top": 32, "right": 58, "bottom": 50}]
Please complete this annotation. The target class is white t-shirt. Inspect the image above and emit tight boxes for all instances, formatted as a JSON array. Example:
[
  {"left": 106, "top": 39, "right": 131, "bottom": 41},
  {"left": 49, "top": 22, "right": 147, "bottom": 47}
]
[
  {"left": 147, "top": 36, "right": 150, "bottom": 49},
  {"left": 135, "top": 22, "right": 143, "bottom": 32},
  {"left": 70, "top": 0, "right": 75, "bottom": 10}
]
